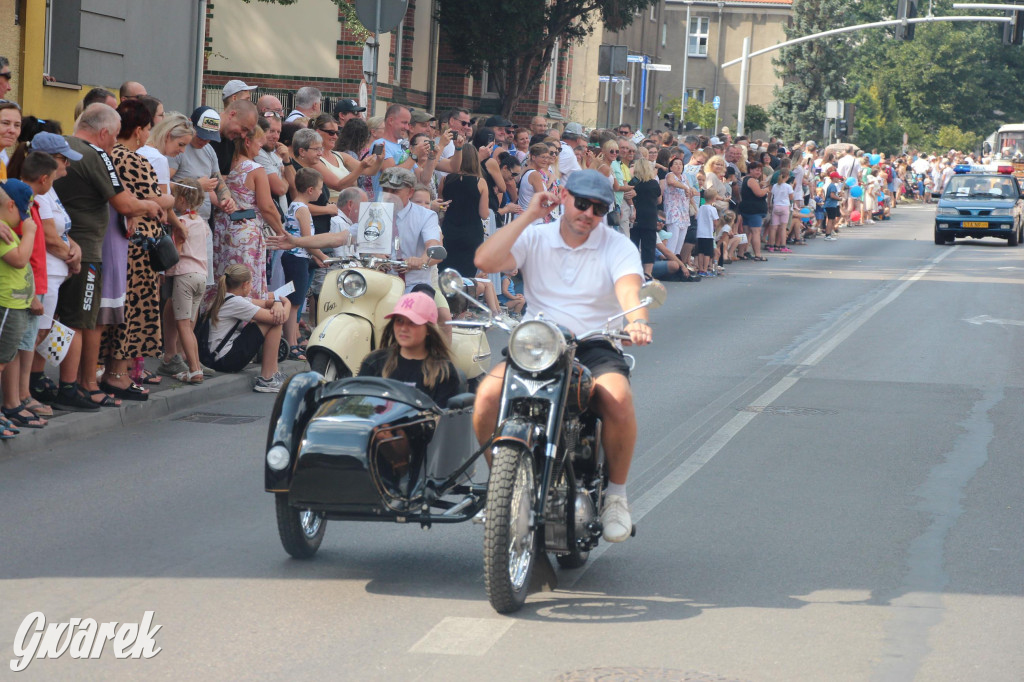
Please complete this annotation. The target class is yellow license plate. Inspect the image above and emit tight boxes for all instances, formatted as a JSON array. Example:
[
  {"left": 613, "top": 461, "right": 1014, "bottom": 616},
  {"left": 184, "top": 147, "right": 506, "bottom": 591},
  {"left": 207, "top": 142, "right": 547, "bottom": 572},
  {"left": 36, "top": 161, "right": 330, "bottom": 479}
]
[{"left": 963, "top": 221, "right": 988, "bottom": 228}]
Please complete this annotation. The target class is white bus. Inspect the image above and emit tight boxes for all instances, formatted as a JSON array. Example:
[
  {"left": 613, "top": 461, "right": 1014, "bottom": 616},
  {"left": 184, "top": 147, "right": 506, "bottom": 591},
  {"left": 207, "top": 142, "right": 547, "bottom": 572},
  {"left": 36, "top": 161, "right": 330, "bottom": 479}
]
[{"left": 994, "top": 124, "right": 1024, "bottom": 159}]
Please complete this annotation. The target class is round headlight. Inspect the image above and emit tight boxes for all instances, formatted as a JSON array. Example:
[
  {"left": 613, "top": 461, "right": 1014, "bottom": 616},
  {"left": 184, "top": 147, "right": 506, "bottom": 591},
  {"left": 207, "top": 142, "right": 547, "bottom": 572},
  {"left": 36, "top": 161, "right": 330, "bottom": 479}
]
[
  {"left": 509, "top": 320, "right": 564, "bottom": 372},
  {"left": 338, "top": 270, "right": 367, "bottom": 299},
  {"left": 266, "top": 445, "right": 291, "bottom": 471}
]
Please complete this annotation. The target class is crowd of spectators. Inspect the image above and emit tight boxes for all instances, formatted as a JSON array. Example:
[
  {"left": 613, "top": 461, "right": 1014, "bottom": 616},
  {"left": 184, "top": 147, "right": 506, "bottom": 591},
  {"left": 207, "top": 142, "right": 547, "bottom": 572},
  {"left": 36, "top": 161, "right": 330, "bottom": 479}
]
[{"left": 0, "top": 60, "right": 982, "bottom": 432}]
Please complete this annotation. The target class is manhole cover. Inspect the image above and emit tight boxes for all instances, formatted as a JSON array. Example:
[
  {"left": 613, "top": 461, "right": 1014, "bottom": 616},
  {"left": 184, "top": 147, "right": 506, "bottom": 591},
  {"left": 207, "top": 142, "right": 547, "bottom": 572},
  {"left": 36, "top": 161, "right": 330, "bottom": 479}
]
[
  {"left": 174, "top": 412, "right": 262, "bottom": 425},
  {"left": 741, "top": 405, "right": 837, "bottom": 416},
  {"left": 554, "top": 669, "right": 749, "bottom": 682}
]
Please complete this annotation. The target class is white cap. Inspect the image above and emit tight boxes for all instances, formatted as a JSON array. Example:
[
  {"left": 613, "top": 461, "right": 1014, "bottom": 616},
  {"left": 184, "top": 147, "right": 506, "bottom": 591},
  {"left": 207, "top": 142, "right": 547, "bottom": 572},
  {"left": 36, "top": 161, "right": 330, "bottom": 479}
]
[
  {"left": 222, "top": 79, "right": 257, "bottom": 99},
  {"left": 710, "top": 136, "right": 723, "bottom": 145}
]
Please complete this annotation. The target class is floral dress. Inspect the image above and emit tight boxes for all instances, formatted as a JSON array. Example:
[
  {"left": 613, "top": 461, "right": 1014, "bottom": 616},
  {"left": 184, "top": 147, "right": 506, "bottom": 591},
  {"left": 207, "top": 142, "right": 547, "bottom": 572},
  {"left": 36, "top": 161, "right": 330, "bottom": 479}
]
[
  {"left": 102, "top": 144, "right": 163, "bottom": 360},
  {"left": 663, "top": 172, "right": 690, "bottom": 229},
  {"left": 212, "top": 159, "right": 267, "bottom": 299}
]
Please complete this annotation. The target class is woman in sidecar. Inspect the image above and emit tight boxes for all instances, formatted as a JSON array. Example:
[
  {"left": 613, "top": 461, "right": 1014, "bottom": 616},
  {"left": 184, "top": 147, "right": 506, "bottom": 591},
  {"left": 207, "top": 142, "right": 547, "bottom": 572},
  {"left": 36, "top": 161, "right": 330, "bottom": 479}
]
[{"left": 265, "top": 292, "right": 483, "bottom": 559}]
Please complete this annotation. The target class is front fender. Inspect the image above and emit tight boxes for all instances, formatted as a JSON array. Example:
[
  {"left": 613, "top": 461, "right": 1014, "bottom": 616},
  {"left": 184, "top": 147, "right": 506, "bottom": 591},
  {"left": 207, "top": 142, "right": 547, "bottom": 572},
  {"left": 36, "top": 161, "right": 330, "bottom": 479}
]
[
  {"left": 265, "top": 371, "right": 325, "bottom": 492},
  {"left": 306, "top": 313, "right": 373, "bottom": 375},
  {"left": 491, "top": 417, "right": 541, "bottom": 453}
]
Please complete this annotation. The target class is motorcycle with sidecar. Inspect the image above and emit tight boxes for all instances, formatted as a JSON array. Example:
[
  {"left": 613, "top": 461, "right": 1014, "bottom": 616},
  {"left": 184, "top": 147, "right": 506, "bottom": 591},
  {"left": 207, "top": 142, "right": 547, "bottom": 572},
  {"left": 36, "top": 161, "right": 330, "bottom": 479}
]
[{"left": 264, "top": 269, "right": 664, "bottom": 613}]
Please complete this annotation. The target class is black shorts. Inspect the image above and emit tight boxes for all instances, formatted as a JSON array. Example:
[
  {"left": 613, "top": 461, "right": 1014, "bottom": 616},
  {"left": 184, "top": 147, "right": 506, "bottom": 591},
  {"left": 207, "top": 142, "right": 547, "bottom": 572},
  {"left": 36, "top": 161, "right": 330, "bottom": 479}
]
[
  {"left": 576, "top": 339, "right": 630, "bottom": 379},
  {"left": 683, "top": 225, "right": 698, "bottom": 245},
  {"left": 207, "top": 323, "right": 264, "bottom": 373},
  {"left": 696, "top": 237, "right": 715, "bottom": 257},
  {"left": 56, "top": 262, "right": 102, "bottom": 329},
  {"left": 825, "top": 206, "right": 840, "bottom": 220}
]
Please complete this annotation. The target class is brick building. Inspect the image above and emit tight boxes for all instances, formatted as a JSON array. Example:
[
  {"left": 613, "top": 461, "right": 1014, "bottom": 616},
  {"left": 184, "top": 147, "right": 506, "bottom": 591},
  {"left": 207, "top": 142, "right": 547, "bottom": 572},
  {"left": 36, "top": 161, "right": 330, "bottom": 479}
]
[{"left": 203, "top": 0, "right": 576, "bottom": 127}]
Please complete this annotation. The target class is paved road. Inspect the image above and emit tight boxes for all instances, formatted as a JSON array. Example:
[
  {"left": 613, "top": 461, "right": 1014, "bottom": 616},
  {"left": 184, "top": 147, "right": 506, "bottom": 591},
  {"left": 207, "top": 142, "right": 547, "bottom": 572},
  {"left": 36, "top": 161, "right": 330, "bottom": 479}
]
[{"left": 2, "top": 205, "right": 1022, "bottom": 681}]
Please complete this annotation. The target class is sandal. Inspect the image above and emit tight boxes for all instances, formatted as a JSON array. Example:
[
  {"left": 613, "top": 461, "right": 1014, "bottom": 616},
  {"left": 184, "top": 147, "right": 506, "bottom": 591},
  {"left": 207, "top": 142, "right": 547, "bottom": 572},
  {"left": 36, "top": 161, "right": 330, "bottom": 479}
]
[
  {"left": 752, "top": 256, "right": 768, "bottom": 261},
  {"left": 2, "top": 405, "right": 47, "bottom": 429},
  {"left": 288, "top": 345, "right": 307, "bottom": 361},
  {"left": 29, "top": 374, "right": 59, "bottom": 404},
  {"left": 99, "top": 380, "right": 150, "bottom": 402},
  {"left": 140, "top": 369, "right": 162, "bottom": 386},
  {"left": 87, "top": 390, "right": 121, "bottom": 408},
  {"left": 22, "top": 398, "right": 53, "bottom": 417},
  {"left": 741, "top": 253, "right": 754, "bottom": 261},
  {"left": 174, "top": 369, "right": 204, "bottom": 384},
  {"left": 0, "top": 417, "right": 20, "bottom": 435}
]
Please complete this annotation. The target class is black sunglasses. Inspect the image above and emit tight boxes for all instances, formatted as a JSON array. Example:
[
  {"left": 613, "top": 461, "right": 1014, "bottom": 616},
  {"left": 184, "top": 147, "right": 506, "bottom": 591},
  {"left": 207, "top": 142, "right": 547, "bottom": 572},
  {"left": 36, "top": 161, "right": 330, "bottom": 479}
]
[
  {"left": 318, "top": 128, "right": 339, "bottom": 135},
  {"left": 571, "top": 194, "right": 609, "bottom": 217}
]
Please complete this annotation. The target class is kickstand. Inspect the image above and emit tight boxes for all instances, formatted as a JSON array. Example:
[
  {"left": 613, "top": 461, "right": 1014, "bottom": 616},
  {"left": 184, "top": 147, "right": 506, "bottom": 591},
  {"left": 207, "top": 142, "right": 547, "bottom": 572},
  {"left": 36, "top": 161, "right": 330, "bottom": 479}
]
[{"left": 528, "top": 552, "right": 558, "bottom": 594}]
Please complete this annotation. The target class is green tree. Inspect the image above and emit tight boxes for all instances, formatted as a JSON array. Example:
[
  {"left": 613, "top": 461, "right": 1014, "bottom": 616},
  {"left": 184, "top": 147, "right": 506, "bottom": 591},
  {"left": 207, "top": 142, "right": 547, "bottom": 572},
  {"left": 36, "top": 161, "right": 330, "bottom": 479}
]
[
  {"left": 438, "top": 0, "right": 658, "bottom": 117},
  {"left": 685, "top": 100, "right": 717, "bottom": 131},
  {"left": 768, "top": 0, "right": 851, "bottom": 141},
  {"left": 935, "top": 126, "right": 981, "bottom": 153},
  {"left": 849, "top": 84, "right": 902, "bottom": 153},
  {"left": 744, "top": 104, "right": 769, "bottom": 135}
]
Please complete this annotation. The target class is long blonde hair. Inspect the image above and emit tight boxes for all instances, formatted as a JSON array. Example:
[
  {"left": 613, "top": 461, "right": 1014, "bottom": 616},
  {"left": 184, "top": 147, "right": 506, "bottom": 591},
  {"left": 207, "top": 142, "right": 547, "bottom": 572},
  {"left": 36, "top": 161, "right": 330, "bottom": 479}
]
[
  {"left": 208, "top": 264, "right": 252, "bottom": 324},
  {"left": 632, "top": 157, "right": 656, "bottom": 183}
]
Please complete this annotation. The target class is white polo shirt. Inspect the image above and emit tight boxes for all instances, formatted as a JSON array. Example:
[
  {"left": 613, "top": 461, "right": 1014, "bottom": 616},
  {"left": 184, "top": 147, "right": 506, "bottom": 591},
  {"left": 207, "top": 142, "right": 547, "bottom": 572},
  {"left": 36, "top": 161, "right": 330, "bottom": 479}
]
[
  {"left": 559, "top": 142, "right": 582, "bottom": 179},
  {"left": 395, "top": 200, "right": 442, "bottom": 290},
  {"left": 510, "top": 218, "right": 643, "bottom": 337}
]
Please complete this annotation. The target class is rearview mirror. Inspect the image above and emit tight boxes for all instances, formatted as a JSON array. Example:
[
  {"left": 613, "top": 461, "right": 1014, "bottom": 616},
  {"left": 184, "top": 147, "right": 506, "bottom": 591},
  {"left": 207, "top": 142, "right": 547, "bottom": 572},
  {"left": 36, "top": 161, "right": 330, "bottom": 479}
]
[
  {"left": 426, "top": 245, "right": 447, "bottom": 262},
  {"left": 438, "top": 268, "right": 464, "bottom": 296},
  {"left": 639, "top": 280, "right": 667, "bottom": 310}
]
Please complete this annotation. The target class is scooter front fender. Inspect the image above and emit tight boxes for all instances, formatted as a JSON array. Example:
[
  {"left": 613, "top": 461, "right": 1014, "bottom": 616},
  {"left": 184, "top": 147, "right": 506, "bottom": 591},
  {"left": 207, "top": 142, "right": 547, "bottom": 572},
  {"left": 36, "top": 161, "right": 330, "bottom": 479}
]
[
  {"left": 306, "top": 313, "right": 373, "bottom": 376},
  {"left": 450, "top": 326, "right": 490, "bottom": 380}
]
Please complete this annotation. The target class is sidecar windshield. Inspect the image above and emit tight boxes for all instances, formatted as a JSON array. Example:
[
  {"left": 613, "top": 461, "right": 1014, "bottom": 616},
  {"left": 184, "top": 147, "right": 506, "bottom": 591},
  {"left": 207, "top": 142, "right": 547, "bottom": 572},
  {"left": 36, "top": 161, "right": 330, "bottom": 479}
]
[{"left": 318, "top": 377, "right": 441, "bottom": 413}]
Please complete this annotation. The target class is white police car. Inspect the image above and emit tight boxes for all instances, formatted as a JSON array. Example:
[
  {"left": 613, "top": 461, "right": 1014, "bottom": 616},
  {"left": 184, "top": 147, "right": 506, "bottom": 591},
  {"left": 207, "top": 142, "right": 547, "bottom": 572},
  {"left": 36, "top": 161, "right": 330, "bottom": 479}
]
[{"left": 934, "top": 164, "right": 1024, "bottom": 246}]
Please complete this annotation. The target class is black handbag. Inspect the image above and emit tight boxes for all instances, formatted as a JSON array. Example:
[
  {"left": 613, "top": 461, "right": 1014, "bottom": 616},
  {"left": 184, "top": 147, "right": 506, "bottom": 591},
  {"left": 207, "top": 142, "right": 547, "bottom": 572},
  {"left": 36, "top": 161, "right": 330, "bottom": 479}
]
[{"left": 133, "top": 230, "right": 180, "bottom": 272}]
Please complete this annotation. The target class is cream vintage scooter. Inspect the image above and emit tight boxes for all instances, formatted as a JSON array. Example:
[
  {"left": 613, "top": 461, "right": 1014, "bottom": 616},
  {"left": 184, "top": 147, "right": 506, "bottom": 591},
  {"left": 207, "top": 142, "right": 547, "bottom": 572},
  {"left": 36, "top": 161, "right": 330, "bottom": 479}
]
[{"left": 305, "top": 244, "right": 492, "bottom": 388}]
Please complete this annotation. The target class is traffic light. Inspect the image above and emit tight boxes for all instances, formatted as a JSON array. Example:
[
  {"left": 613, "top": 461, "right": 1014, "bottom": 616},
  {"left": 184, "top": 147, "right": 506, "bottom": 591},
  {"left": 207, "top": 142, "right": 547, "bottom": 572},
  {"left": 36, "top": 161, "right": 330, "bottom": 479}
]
[
  {"left": 836, "top": 119, "right": 849, "bottom": 137},
  {"left": 896, "top": 0, "right": 918, "bottom": 41},
  {"left": 664, "top": 112, "right": 676, "bottom": 129},
  {"left": 684, "top": 121, "right": 697, "bottom": 132},
  {"left": 1003, "top": 9, "right": 1023, "bottom": 46}
]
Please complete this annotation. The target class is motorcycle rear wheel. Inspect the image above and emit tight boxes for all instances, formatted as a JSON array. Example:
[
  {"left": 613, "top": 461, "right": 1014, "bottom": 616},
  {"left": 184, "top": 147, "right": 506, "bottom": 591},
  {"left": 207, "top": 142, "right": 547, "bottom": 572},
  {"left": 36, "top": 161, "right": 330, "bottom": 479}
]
[
  {"left": 309, "top": 353, "right": 350, "bottom": 382},
  {"left": 275, "top": 493, "right": 326, "bottom": 559},
  {"left": 484, "top": 445, "right": 536, "bottom": 614}
]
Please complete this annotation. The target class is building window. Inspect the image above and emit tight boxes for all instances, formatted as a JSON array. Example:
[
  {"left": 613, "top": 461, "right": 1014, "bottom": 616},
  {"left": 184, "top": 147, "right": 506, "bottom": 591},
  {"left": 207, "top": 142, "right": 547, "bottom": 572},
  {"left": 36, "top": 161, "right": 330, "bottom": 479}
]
[
  {"left": 688, "top": 17, "right": 710, "bottom": 57},
  {"left": 46, "top": 0, "right": 82, "bottom": 85},
  {"left": 546, "top": 39, "right": 559, "bottom": 103},
  {"left": 661, "top": 21, "right": 667, "bottom": 47},
  {"left": 481, "top": 66, "right": 499, "bottom": 98},
  {"left": 650, "top": 4, "right": 656, "bottom": 21},
  {"left": 686, "top": 88, "right": 706, "bottom": 104}
]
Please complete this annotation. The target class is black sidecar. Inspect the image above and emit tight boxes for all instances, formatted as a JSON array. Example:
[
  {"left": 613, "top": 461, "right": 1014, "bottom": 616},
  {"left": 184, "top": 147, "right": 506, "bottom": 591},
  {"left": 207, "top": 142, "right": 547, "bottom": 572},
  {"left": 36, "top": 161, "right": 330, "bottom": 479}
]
[{"left": 264, "top": 372, "right": 485, "bottom": 558}]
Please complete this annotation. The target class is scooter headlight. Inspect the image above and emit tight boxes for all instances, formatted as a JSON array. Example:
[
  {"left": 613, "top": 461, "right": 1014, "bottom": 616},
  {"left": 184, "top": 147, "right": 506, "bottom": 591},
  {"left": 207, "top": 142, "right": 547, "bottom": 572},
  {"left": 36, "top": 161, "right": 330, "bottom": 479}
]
[
  {"left": 266, "top": 445, "right": 291, "bottom": 471},
  {"left": 338, "top": 270, "right": 367, "bottom": 299},
  {"left": 509, "top": 320, "right": 564, "bottom": 372}
]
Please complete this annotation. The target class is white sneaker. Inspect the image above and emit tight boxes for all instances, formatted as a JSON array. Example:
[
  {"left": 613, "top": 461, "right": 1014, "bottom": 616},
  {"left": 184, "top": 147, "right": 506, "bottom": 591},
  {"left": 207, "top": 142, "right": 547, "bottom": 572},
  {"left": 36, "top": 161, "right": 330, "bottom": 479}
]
[{"left": 601, "top": 494, "right": 632, "bottom": 543}]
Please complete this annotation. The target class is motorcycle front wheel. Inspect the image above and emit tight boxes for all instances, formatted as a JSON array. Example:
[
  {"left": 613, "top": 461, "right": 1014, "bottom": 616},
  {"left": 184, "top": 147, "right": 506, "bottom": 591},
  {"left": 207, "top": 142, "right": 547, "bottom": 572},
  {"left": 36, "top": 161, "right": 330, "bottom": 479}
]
[
  {"left": 483, "top": 445, "right": 537, "bottom": 614},
  {"left": 275, "top": 493, "right": 326, "bottom": 559},
  {"left": 309, "top": 352, "right": 350, "bottom": 381}
]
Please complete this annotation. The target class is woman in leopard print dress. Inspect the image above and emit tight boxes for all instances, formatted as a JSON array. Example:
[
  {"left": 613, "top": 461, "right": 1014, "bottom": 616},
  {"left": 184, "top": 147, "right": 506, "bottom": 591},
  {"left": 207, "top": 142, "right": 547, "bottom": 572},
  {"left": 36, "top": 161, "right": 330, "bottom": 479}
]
[{"left": 96, "top": 101, "right": 173, "bottom": 401}]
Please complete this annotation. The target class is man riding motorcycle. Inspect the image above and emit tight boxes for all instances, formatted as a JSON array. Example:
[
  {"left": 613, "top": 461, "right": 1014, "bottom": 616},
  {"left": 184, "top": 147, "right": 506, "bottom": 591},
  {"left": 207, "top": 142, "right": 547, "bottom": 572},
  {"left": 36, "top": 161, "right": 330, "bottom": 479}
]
[{"left": 473, "top": 169, "right": 652, "bottom": 543}]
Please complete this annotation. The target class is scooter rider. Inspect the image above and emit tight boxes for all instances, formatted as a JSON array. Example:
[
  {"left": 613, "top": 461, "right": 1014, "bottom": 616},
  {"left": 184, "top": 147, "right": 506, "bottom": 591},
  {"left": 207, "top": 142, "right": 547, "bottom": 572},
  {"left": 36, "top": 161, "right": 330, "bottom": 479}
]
[{"left": 473, "top": 170, "right": 653, "bottom": 543}]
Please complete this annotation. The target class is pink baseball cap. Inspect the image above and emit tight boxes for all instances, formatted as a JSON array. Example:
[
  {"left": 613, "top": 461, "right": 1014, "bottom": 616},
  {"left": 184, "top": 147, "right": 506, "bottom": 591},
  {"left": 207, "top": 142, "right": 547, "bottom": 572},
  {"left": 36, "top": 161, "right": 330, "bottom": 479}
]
[{"left": 385, "top": 292, "right": 437, "bottom": 325}]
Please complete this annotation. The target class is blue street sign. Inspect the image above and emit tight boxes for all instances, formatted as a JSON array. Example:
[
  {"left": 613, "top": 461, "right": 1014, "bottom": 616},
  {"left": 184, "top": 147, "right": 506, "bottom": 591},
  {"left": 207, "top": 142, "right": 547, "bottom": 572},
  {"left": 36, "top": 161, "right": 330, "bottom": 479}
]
[
  {"left": 712, "top": 96, "right": 721, "bottom": 110},
  {"left": 627, "top": 54, "right": 644, "bottom": 63}
]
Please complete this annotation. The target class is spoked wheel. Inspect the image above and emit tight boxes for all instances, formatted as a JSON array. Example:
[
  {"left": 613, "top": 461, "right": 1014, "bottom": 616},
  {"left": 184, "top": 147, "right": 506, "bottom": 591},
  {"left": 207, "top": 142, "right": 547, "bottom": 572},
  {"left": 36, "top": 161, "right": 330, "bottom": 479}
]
[
  {"left": 309, "top": 353, "right": 350, "bottom": 381},
  {"left": 275, "top": 493, "right": 326, "bottom": 559},
  {"left": 484, "top": 445, "right": 536, "bottom": 613}
]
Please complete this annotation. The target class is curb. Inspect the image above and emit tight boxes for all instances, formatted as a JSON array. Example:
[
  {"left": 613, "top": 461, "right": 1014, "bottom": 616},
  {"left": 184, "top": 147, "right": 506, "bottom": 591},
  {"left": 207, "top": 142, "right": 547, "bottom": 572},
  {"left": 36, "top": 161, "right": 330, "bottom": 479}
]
[{"left": 0, "top": 359, "right": 306, "bottom": 460}]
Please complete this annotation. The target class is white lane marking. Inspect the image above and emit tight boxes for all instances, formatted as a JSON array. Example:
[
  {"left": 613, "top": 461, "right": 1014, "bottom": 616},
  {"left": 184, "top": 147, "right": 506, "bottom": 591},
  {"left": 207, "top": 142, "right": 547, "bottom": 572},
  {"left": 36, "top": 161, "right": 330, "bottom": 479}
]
[
  {"left": 408, "top": 617, "right": 514, "bottom": 655},
  {"left": 561, "top": 246, "right": 958, "bottom": 589},
  {"left": 964, "top": 314, "right": 1024, "bottom": 327}
]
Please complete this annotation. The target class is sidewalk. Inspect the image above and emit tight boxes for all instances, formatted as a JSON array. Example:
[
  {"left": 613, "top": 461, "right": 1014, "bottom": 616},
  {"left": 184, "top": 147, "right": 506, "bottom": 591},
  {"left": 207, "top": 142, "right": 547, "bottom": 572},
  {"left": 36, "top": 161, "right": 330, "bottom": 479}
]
[{"left": 0, "top": 358, "right": 306, "bottom": 459}]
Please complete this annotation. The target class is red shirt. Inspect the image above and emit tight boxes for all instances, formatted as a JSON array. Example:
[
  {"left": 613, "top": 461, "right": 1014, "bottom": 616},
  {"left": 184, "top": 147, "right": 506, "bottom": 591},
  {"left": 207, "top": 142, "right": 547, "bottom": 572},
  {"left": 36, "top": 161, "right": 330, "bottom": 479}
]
[{"left": 17, "top": 202, "right": 47, "bottom": 295}]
